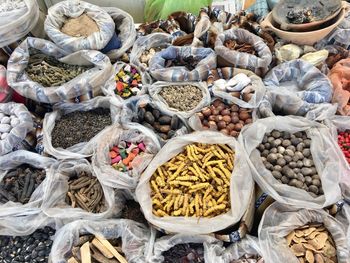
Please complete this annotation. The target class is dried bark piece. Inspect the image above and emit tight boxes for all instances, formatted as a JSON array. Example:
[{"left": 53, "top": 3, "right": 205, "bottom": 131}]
[
  {"left": 286, "top": 231, "right": 295, "bottom": 245},
  {"left": 294, "top": 236, "right": 308, "bottom": 244},
  {"left": 303, "top": 243, "right": 318, "bottom": 253},
  {"left": 314, "top": 254, "right": 325, "bottom": 263},
  {"left": 305, "top": 250, "right": 315, "bottom": 263},
  {"left": 291, "top": 243, "right": 306, "bottom": 257},
  {"left": 95, "top": 236, "right": 128, "bottom": 263},
  {"left": 91, "top": 238, "right": 114, "bottom": 259},
  {"left": 80, "top": 241, "right": 91, "bottom": 263},
  {"left": 314, "top": 233, "right": 328, "bottom": 250},
  {"left": 304, "top": 227, "right": 316, "bottom": 236},
  {"left": 296, "top": 230, "right": 305, "bottom": 237},
  {"left": 322, "top": 241, "right": 336, "bottom": 258},
  {"left": 68, "top": 258, "right": 79, "bottom": 263},
  {"left": 308, "top": 231, "right": 320, "bottom": 240}
]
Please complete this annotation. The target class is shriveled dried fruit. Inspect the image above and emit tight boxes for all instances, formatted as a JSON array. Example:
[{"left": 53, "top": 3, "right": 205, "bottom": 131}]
[{"left": 305, "top": 250, "right": 314, "bottom": 263}]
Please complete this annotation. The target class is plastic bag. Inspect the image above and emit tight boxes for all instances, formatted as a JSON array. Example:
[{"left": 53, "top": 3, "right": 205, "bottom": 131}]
[
  {"left": 214, "top": 29, "right": 272, "bottom": 77},
  {"left": 149, "top": 81, "right": 211, "bottom": 119},
  {"left": 336, "top": 203, "right": 350, "bottom": 249},
  {"left": 50, "top": 218, "right": 150, "bottom": 263},
  {"left": 209, "top": 68, "right": 266, "bottom": 109},
  {"left": 42, "top": 159, "right": 121, "bottom": 223},
  {"left": 0, "top": 0, "right": 39, "bottom": 48},
  {"left": 136, "top": 131, "right": 254, "bottom": 234},
  {"left": 149, "top": 46, "right": 217, "bottom": 82},
  {"left": 92, "top": 123, "right": 161, "bottom": 190},
  {"left": 44, "top": 0, "right": 115, "bottom": 52},
  {"left": 258, "top": 202, "right": 350, "bottom": 263},
  {"left": 148, "top": 234, "right": 223, "bottom": 263},
  {"left": 130, "top": 32, "right": 172, "bottom": 79},
  {"left": 211, "top": 235, "right": 264, "bottom": 263},
  {"left": 329, "top": 58, "right": 350, "bottom": 115},
  {"left": 0, "top": 65, "right": 12, "bottom": 103},
  {"left": 259, "top": 59, "right": 336, "bottom": 120},
  {"left": 6, "top": 37, "right": 113, "bottom": 104},
  {"left": 0, "top": 150, "right": 56, "bottom": 214},
  {"left": 0, "top": 102, "right": 34, "bottom": 156},
  {"left": 240, "top": 116, "right": 344, "bottom": 208},
  {"left": 118, "top": 95, "right": 189, "bottom": 145},
  {"left": 42, "top": 96, "right": 119, "bottom": 160},
  {"left": 103, "top": 7, "right": 136, "bottom": 62}
]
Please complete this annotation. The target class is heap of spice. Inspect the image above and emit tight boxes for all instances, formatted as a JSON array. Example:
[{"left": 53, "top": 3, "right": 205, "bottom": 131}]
[
  {"left": 51, "top": 108, "right": 111, "bottom": 149},
  {"left": 0, "top": 110, "right": 20, "bottom": 141},
  {"left": 114, "top": 64, "right": 142, "bottom": 99},
  {"left": 0, "top": 227, "right": 55, "bottom": 263},
  {"left": 61, "top": 14, "right": 99, "bottom": 37},
  {"left": 286, "top": 223, "right": 338, "bottom": 263},
  {"left": 121, "top": 200, "right": 148, "bottom": 226},
  {"left": 165, "top": 55, "right": 200, "bottom": 71},
  {"left": 0, "top": 165, "right": 46, "bottom": 204},
  {"left": 110, "top": 141, "right": 146, "bottom": 172},
  {"left": 159, "top": 85, "right": 203, "bottom": 112},
  {"left": 25, "top": 49, "right": 92, "bottom": 87},
  {"left": 65, "top": 171, "right": 106, "bottom": 214},
  {"left": 139, "top": 47, "right": 162, "bottom": 69},
  {"left": 197, "top": 99, "right": 252, "bottom": 137},
  {"left": 162, "top": 243, "right": 205, "bottom": 263},
  {"left": 257, "top": 130, "right": 323, "bottom": 197},
  {"left": 67, "top": 235, "right": 127, "bottom": 263},
  {"left": 132, "top": 104, "right": 185, "bottom": 140},
  {"left": 0, "top": 0, "right": 26, "bottom": 13},
  {"left": 337, "top": 130, "right": 350, "bottom": 164},
  {"left": 224, "top": 39, "right": 256, "bottom": 55},
  {"left": 151, "top": 143, "right": 234, "bottom": 218},
  {"left": 231, "top": 255, "right": 264, "bottom": 263}
]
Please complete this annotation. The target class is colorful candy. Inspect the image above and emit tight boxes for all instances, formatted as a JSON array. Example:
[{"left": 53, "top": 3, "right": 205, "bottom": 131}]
[
  {"left": 338, "top": 130, "right": 350, "bottom": 164},
  {"left": 110, "top": 141, "right": 146, "bottom": 172},
  {"left": 114, "top": 64, "right": 142, "bottom": 99}
]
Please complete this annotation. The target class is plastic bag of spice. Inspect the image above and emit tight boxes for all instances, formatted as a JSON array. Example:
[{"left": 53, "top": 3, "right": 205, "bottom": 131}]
[
  {"left": 208, "top": 68, "right": 266, "bottom": 109},
  {"left": 0, "top": 65, "right": 12, "bottom": 103},
  {"left": 92, "top": 123, "right": 161, "bottom": 190},
  {"left": 136, "top": 131, "right": 254, "bottom": 234},
  {"left": 50, "top": 219, "right": 150, "bottom": 263},
  {"left": 6, "top": 37, "right": 113, "bottom": 104},
  {"left": 258, "top": 59, "right": 336, "bottom": 120},
  {"left": 328, "top": 58, "right": 350, "bottom": 116},
  {"left": 0, "top": 102, "right": 34, "bottom": 156},
  {"left": 103, "top": 7, "right": 136, "bottom": 62},
  {"left": 211, "top": 235, "right": 264, "bottom": 263},
  {"left": 148, "top": 234, "right": 223, "bottom": 263},
  {"left": 44, "top": 0, "right": 115, "bottom": 53},
  {"left": 258, "top": 202, "right": 350, "bottom": 263},
  {"left": 119, "top": 95, "right": 190, "bottom": 145},
  {"left": 42, "top": 159, "right": 121, "bottom": 223},
  {"left": 0, "top": 0, "right": 39, "bottom": 48},
  {"left": 148, "top": 46, "right": 217, "bottom": 82},
  {"left": 149, "top": 81, "right": 211, "bottom": 119},
  {"left": 240, "top": 116, "right": 344, "bottom": 209},
  {"left": 130, "top": 33, "right": 172, "bottom": 81},
  {"left": 42, "top": 96, "right": 119, "bottom": 160},
  {"left": 0, "top": 150, "right": 56, "bottom": 214},
  {"left": 214, "top": 29, "right": 272, "bottom": 77}
]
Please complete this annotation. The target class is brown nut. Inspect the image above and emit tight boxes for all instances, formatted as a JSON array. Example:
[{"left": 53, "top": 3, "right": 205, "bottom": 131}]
[
  {"left": 220, "top": 109, "right": 230, "bottom": 116},
  {"left": 245, "top": 118, "right": 253, "bottom": 124},
  {"left": 202, "top": 119, "right": 209, "bottom": 126},
  {"left": 160, "top": 125, "right": 171, "bottom": 133},
  {"left": 208, "top": 115, "right": 216, "bottom": 121},
  {"left": 231, "top": 116, "right": 240, "bottom": 124},
  {"left": 208, "top": 121, "right": 217, "bottom": 130},
  {"left": 215, "top": 115, "right": 223, "bottom": 122},
  {"left": 230, "top": 104, "right": 239, "bottom": 112},
  {"left": 216, "top": 105, "right": 225, "bottom": 112},
  {"left": 231, "top": 92, "right": 241, "bottom": 98},
  {"left": 212, "top": 99, "right": 222, "bottom": 107},
  {"left": 202, "top": 107, "right": 211, "bottom": 117},
  {"left": 222, "top": 115, "right": 231, "bottom": 123},
  {"left": 230, "top": 130, "right": 239, "bottom": 137},
  {"left": 227, "top": 123, "right": 236, "bottom": 131},
  {"left": 220, "top": 128, "right": 229, "bottom": 135},
  {"left": 235, "top": 123, "right": 243, "bottom": 131},
  {"left": 211, "top": 108, "right": 220, "bottom": 115},
  {"left": 159, "top": 116, "right": 172, "bottom": 125},
  {"left": 217, "top": 121, "right": 226, "bottom": 129},
  {"left": 239, "top": 111, "right": 251, "bottom": 121},
  {"left": 242, "top": 93, "right": 253, "bottom": 102}
]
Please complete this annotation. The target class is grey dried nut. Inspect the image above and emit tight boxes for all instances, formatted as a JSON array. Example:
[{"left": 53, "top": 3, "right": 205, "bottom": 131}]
[
  {"left": 274, "top": 165, "right": 283, "bottom": 172},
  {"left": 267, "top": 153, "right": 278, "bottom": 163},
  {"left": 264, "top": 162, "right": 274, "bottom": 170},
  {"left": 282, "top": 139, "right": 291, "bottom": 147},
  {"left": 294, "top": 132, "right": 303, "bottom": 138},
  {"left": 304, "top": 139, "right": 311, "bottom": 147},
  {"left": 152, "top": 109, "right": 160, "bottom": 119},
  {"left": 297, "top": 160, "right": 304, "bottom": 168},
  {"left": 305, "top": 176, "right": 313, "bottom": 185},
  {"left": 303, "top": 158, "right": 313, "bottom": 167},
  {"left": 311, "top": 172, "right": 319, "bottom": 178},
  {"left": 264, "top": 143, "right": 271, "bottom": 150},
  {"left": 272, "top": 130, "right": 281, "bottom": 138},
  {"left": 153, "top": 122, "right": 161, "bottom": 131},
  {"left": 283, "top": 132, "right": 291, "bottom": 139},
  {"left": 138, "top": 108, "right": 146, "bottom": 121},
  {"left": 262, "top": 135, "right": 268, "bottom": 143},
  {"left": 170, "top": 115, "right": 179, "bottom": 130},
  {"left": 296, "top": 142, "right": 305, "bottom": 152},
  {"left": 159, "top": 116, "right": 171, "bottom": 125},
  {"left": 301, "top": 167, "right": 313, "bottom": 176},
  {"left": 258, "top": 144, "right": 265, "bottom": 151},
  {"left": 289, "top": 161, "right": 297, "bottom": 169},
  {"left": 294, "top": 151, "right": 304, "bottom": 160},
  {"left": 160, "top": 125, "right": 171, "bottom": 133},
  {"left": 312, "top": 179, "right": 321, "bottom": 187},
  {"left": 267, "top": 136, "right": 275, "bottom": 143},
  {"left": 261, "top": 150, "right": 269, "bottom": 157},
  {"left": 291, "top": 138, "right": 302, "bottom": 146},
  {"left": 272, "top": 171, "right": 282, "bottom": 179},
  {"left": 309, "top": 185, "right": 319, "bottom": 194},
  {"left": 281, "top": 176, "right": 289, "bottom": 184},
  {"left": 293, "top": 168, "right": 301, "bottom": 174},
  {"left": 282, "top": 166, "right": 295, "bottom": 178},
  {"left": 285, "top": 149, "right": 294, "bottom": 157},
  {"left": 261, "top": 157, "right": 266, "bottom": 162},
  {"left": 289, "top": 179, "right": 299, "bottom": 187},
  {"left": 276, "top": 153, "right": 283, "bottom": 159},
  {"left": 270, "top": 147, "right": 278, "bottom": 154},
  {"left": 284, "top": 155, "right": 292, "bottom": 163},
  {"left": 272, "top": 139, "right": 282, "bottom": 147},
  {"left": 142, "top": 122, "right": 154, "bottom": 131},
  {"left": 278, "top": 146, "right": 286, "bottom": 154},
  {"left": 144, "top": 112, "right": 155, "bottom": 124},
  {"left": 277, "top": 158, "right": 287, "bottom": 166},
  {"left": 168, "top": 130, "right": 176, "bottom": 138},
  {"left": 302, "top": 149, "right": 311, "bottom": 158}
]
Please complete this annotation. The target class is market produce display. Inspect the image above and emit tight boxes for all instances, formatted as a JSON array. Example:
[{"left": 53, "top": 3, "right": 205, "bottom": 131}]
[{"left": 0, "top": 0, "right": 350, "bottom": 262}]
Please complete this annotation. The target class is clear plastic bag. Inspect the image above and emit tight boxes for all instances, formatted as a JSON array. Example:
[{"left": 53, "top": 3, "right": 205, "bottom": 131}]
[
  {"left": 0, "top": 150, "right": 57, "bottom": 214},
  {"left": 49, "top": 218, "right": 150, "bottom": 263},
  {"left": 42, "top": 96, "right": 120, "bottom": 160},
  {"left": 149, "top": 81, "right": 211, "bottom": 119},
  {"left": 135, "top": 131, "right": 254, "bottom": 234},
  {"left": 214, "top": 29, "right": 272, "bottom": 77},
  {"left": 148, "top": 234, "right": 223, "bottom": 263},
  {"left": 92, "top": 123, "right": 161, "bottom": 190},
  {"left": 0, "top": 102, "right": 34, "bottom": 156},
  {"left": 258, "top": 202, "right": 350, "bottom": 263},
  {"left": 0, "top": 0, "right": 39, "bottom": 48},
  {"left": 240, "top": 116, "right": 344, "bottom": 208},
  {"left": 103, "top": 7, "right": 136, "bottom": 62},
  {"left": 259, "top": 59, "right": 336, "bottom": 120},
  {"left": 336, "top": 203, "right": 350, "bottom": 250},
  {"left": 149, "top": 46, "right": 217, "bottom": 82},
  {"left": 118, "top": 95, "right": 190, "bottom": 146},
  {"left": 210, "top": 68, "right": 266, "bottom": 109},
  {"left": 6, "top": 37, "right": 114, "bottom": 104},
  {"left": 42, "top": 158, "right": 121, "bottom": 223},
  {"left": 44, "top": 0, "right": 115, "bottom": 52}
]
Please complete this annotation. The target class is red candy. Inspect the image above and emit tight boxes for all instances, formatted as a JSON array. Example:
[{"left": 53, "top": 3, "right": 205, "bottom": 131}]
[{"left": 338, "top": 130, "right": 350, "bottom": 164}]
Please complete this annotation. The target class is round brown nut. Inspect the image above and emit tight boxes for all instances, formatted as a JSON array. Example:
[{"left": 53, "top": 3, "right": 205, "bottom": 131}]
[
  {"left": 231, "top": 92, "right": 241, "bottom": 98},
  {"left": 160, "top": 125, "right": 171, "bottom": 133},
  {"left": 231, "top": 116, "right": 240, "bottom": 124},
  {"left": 213, "top": 99, "right": 222, "bottom": 107},
  {"left": 145, "top": 112, "right": 155, "bottom": 124},
  {"left": 215, "top": 115, "right": 223, "bottom": 122},
  {"left": 217, "top": 121, "right": 226, "bottom": 129},
  {"left": 211, "top": 108, "right": 220, "bottom": 115},
  {"left": 202, "top": 107, "right": 211, "bottom": 117},
  {"left": 153, "top": 122, "right": 161, "bottom": 131},
  {"left": 234, "top": 123, "right": 243, "bottom": 131},
  {"left": 202, "top": 119, "right": 209, "bottom": 127},
  {"left": 239, "top": 111, "right": 250, "bottom": 121},
  {"left": 221, "top": 109, "right": 230, "bottom": 116},
  {"left": 231, "top": 105, "right": 239, "bottom": 112},
  {"left": 159, "top": 116, "right": 172, "bottom": 125},
  {"left": 245, "top": 118, "right": 253, "bottom": 124},
  {"left": 227, "top": 123, "right": 236, "bottom": 131},
  {"left": 209, "top": 121, "right": 218, "bottom": 130},
  {"left": 208, "top": 115, "right": 216, "bottom": 122},
  {"left": 230, "top": 130, "right": 239, "bottom": 137},
  {"left": 220, "top": 129, "right": 229, "bottom": 135},
  {"left": 153, "top": 109, "right": 161, "bottom": 120},
  {"left": 171, "top": 115, "right": 179, "bottom": 130},
  {"left": 222, "top": 115, "right": 231, "bottom": 123}
]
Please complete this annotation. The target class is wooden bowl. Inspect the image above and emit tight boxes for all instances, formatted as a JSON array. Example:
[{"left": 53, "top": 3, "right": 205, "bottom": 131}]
[{"left": 261, "top": 6, "right": 347, "bottom": 46}]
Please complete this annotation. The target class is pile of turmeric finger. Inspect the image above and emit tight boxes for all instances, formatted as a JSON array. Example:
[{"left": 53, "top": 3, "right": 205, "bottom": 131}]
[
  {"left": 68, "top": 234, "right": 127, "bottom": 263},
  {"left": 150, "top": 143, "right": 234, "bottom": 218}
]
